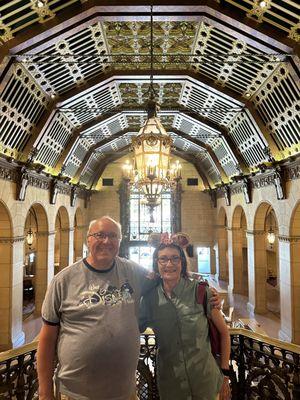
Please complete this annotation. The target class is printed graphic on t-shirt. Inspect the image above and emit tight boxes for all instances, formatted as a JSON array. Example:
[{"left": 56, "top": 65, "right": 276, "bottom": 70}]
[{"left": 78, "top": 281, "right": 134, "bottom": 308}]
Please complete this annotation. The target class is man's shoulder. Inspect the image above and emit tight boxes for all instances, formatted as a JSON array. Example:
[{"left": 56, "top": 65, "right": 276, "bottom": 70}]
[
  {"left": 116, "top": 256, "right": 148, "bottom": 276},
  {"left": 52, "top": 259, "right": 84, "bottom": 282},
  {"left": 116, "top": 256, "right": 141, "bottom": 269}
]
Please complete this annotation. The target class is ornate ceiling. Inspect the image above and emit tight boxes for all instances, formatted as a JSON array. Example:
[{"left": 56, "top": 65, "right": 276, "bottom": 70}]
[{"left": 0, "top": 1, "right": 299, "bottom": 190}]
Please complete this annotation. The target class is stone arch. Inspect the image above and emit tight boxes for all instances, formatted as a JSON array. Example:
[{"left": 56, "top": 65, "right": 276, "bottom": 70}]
[
  {"left": 231, "top": 205, "right": 248, "bottom": 295},
  {"left": 289, "top": 201, "right": 300, "bottom": 343},
  {"left": 217, "top": 207, "right": 229, "bottom": 281},
  {"left": 54, "top": 206, "right": 70, "bottom": 274},
  {"left": 0, "top": 201, "right": 13, "bottom": 350},
  {"left": 24, "top": 203, "right": 49, "bottom": 315},
  {"left": 73, "top": 207, "right": 84, "bottom": 262},
  {"left": 253, "top": 202, "right": 279, "bottom": 313}
]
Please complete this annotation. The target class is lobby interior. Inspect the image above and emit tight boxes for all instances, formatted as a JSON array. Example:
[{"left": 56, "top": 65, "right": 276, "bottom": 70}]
[{"left": 0, "top": 0, "right": 299, "bottom": 397}]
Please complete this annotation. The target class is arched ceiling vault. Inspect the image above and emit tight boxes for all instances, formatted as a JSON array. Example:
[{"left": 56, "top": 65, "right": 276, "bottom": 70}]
[{"left": 0, "top": 2, "right": 299, "bottom": 190}]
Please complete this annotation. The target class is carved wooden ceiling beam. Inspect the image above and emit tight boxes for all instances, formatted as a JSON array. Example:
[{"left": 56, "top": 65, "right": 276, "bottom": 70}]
[
  {"left": 72, "top": 128, "right": 133, "bottom": 184},
  {"left": 2, "top": 2, "right": 296, "bottom": 68},
  {"left": 171, "top": 128, "right": 228, "bottom": 182}
]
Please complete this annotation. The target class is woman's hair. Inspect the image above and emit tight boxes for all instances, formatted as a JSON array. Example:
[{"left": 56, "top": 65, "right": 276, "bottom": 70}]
[{"left": 152, "top": 243, "right": 189, "bottom": 278}]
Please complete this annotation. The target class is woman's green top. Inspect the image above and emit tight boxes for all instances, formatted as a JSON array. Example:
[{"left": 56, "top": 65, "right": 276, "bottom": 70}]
[{"left": 139, "top": 277, "right": 223, "bottom": 400}]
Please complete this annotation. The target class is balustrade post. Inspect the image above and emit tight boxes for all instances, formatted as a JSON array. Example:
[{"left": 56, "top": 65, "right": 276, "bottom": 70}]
[
  {"left": 293, "top": 367, "right": 300, "bottom": 399},
  {"left": 237, "top": 334, "right": 246, "bottom": 398}
]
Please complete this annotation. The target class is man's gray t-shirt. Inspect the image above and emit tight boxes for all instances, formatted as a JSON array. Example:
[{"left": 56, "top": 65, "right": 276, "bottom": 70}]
[{"left": 41, "top": 257, "right": 148, "bottom": 400}]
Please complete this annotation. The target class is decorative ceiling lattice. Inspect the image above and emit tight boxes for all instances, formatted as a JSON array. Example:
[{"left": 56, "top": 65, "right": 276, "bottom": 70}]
[
  {"left": 22, "top": 21, "right": 109, "bottom": 96},
  {"left": 104, "top": 21, "right": 196, "bottom": 71},
  {"left": 222, "top": 0, "right": 300, "bottom": 41},
  {"left": 118, "top": 82, "right": 183, "bottom": 108},
  {"left": 0, "top": 3, "right": 299, "bottom": 189}
]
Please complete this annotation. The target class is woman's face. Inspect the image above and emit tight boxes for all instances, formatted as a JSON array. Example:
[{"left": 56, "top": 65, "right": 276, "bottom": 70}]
[{"left": 157, "top": 247, "right": 182, "bottom": 283}]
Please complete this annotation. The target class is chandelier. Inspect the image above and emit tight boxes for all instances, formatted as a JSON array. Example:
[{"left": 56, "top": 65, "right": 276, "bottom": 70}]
[
  {"left": 26, "top": 210, "right": 34, "bottom": 248},
  {"left": 266, "top": 209, "right": 276, "bottom": 247},
  {"left": 123, "top": 6, "right": 182, "bottom": 211}
]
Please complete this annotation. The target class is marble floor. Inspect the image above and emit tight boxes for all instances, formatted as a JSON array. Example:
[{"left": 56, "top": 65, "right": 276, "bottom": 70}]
[{"left": 22, "top": 280, "right": 281, "bottom": 346}]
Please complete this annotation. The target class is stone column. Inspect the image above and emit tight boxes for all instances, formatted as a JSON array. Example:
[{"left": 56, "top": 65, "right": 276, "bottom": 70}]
[
  {"left": 47, "top": 231, "right": 56, "bottom": 284},
  {"left": 291, "top": 237, "right": 300, "bottom": 344},
  {"left": 227, "top": 228, "right": 234, "bottom": 293},
  {"left": 74, "top": 225, "right": 84, "bottom": 261},
  {"left": 278, "top": 237, "right": 292, "bottom": 342},
  {"left": 34, "top": 230, "right": 51, "bottom": 314},
  {"left": 11, "top": 237, "right": 25, "bottom": 349},
  {"left": 217, "top": 225, "right": 228, "bottom": 281},
  {"left": 247, "top": 230, "right": 267, "bottom": 314},
  {"left": 246, "top": 231, "right": 255, "bottom": 314},
  {"left": 231, "top": 227, "right": 244, "bottom": 294},
  {"left": 59, "top": 227, "right": 71, "bottom": 271},
  {"left": 68, "top": 227, "right": 74, "bottom": 266},
  {"left": 11, "top": 237, "right": 25, "bottom": 348}
]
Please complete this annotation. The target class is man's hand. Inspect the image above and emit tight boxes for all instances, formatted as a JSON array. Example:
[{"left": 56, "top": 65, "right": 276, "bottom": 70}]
[
  {"left": 219, "top": 377, "right": 231, "bottom": 400},
  {"left": 210, "top": 287, "right": 222, "bottom": 309}
]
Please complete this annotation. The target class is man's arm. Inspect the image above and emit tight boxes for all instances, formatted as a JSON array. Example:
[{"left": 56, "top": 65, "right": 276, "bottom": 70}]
[{"left": 37, "top": 324, "right": 59, "bottom": 400}]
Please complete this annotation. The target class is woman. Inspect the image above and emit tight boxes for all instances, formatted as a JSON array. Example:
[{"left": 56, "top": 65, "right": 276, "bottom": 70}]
[{"left": 139, "top": 242, "right": 231, "bottom": 400}]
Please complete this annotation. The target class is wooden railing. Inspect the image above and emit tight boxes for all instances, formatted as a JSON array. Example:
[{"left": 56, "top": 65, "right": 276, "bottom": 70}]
[{"left": 1, "top": 330, "right": 299, "bottom": 399}]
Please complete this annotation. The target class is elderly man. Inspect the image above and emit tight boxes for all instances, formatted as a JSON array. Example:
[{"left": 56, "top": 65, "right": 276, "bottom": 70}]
[{"left": 37, "top": 216, "right": 220, "bottom": 400}]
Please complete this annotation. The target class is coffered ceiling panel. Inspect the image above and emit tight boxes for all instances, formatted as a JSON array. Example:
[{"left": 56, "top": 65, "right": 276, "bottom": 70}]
[{"left": 0, "top": 2, "right": 299, "bottom": 189}]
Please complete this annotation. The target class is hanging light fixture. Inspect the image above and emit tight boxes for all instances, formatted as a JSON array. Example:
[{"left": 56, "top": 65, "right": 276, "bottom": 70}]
[
  {"left": 123, "top": 5, "right": 182, "bottom": 214},
  {"left": 267, "top": 210, "right": 275, "bottom": 247},
  {"left": 26, "top": 210, "right": 34, "bottom": 248}
]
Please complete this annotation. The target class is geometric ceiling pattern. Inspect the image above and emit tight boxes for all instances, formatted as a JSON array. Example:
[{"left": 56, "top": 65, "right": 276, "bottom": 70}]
[{"left": 0, "top": 1, "right": 299, "bottom": 190}]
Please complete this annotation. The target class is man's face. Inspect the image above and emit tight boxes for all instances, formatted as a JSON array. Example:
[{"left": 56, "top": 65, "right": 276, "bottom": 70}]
[{"left": 87, "top": 219, "right": 121, "bottom": 268}]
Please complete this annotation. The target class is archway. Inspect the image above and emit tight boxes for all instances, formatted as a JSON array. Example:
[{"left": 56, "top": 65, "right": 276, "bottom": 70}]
[
  {"left": 54, "top": 207, "right": 70, "bottom": 274},
  {"left": 0, "top": 201, "right": 13, "bottom": 350},
  {"left": 290, "top": 202, "right": 300, "bottom": 343},
  {"left": 23, "top": 203, "right": 48, "bottom": 317},
  {"left": 231, "top": 206, "right": 248, "bottom": 296},
  {"left": 253, "top": 202, "right": 279, "bottom": 314},
  {"left": 73, "top": 207, "right": 84, "bottom": 262},
  {"left": 217, "top": 207, "right": 229, "bottom": 281}
]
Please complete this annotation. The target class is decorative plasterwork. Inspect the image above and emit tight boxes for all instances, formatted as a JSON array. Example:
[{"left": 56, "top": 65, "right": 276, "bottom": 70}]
[
  {"left": 225, "top": 0, "right": 299, "bottom": 41},
  {"left": 104, "top": 21, "right": 196, "bottom": 71},
  {"left": 30, "top": 0, "right": 55, "bottom": 23},
  {"left": 0, "top": 236, "right": 24, "bottom": 244},
  {"left": 118, "top": 82, "right": 182, "bottom": 108},
  {"left": 278, "top": 235, "right": 300, "bottom": 243}
]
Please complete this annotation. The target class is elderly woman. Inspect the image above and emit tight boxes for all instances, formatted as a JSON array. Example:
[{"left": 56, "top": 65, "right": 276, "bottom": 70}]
[{"left": 139, "top": 242, "right": 231, "bottom": 400}]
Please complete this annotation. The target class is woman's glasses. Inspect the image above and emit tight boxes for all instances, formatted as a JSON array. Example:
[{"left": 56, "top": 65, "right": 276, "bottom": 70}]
[{"left": 157, "top": 256, "right": 181, "bottom": 265}]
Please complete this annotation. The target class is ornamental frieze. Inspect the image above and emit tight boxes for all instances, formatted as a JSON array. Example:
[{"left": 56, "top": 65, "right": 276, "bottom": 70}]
[
  {"left": 0, "top": 235, "right": 25, "bottom": 244},
  {"left": 230, "top": 183, "right": 244, "bottom": 196},
  {"left": 285, "top": 164, "right": 300, "bottom": 181},
  {"left": 278, "top": 235, "right": 300, "bottom": 243},
  {"left": 251, "top": 173, "right": 274, "bottom": 189},
  {"left": 246, "top": 230, "right": 266, "bottom": 236}
]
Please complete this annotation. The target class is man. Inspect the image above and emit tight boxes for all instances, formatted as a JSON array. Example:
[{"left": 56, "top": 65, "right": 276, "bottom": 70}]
[{"left": 37, "top": 216, "right": 220, "bottom": 400}]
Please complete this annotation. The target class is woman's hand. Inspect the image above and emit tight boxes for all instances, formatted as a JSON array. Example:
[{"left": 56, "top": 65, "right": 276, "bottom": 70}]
[
  {"left": 219, "top": 377, "right": 231, "bottom": 400},
  {"left": 210, "top": 287, "right": 222, "bottom": 309}
]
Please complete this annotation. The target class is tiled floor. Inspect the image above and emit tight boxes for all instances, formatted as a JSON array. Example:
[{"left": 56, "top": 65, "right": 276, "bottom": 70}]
[
  {"left": 23, "top": 313, "right": 42, "bottom": 344},
  {"left": 22, "top": 278, "right": 281, "bottom": 345},
  {"left": 219, "top": 278, "right": 281, "bottom": 340}
]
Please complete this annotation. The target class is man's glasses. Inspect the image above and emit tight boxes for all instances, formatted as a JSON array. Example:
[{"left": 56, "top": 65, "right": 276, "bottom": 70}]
[
  {"left": 157, "top": 256, "right": 181, "bottom": 265},
  {"left": 88, "top": 231, "right": 120, "bottom": 241}
]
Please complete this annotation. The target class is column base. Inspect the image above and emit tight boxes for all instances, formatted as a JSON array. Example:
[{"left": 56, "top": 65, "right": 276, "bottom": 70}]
[
  {"left": 247, "top": 302, "right": 255, "bottom": 315},
  {"left": 279, "top": 329, "right": 291, "bottom": 343},
  {"left": 12, "top": 331, "right": 25, "bottom": 348}
]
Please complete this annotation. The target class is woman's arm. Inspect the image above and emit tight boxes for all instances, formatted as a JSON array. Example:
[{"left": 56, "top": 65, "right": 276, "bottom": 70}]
[
  {"left": 210, "top": 309, "right": 231, "bottom": 399},
  {"left": 210, "top": 308, "right": 230, "bottom": 370}
]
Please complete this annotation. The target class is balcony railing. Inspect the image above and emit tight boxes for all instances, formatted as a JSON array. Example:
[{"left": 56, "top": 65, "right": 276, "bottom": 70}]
[{"left": 0, "top": 329, "right": 299, "bottom": 399}]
